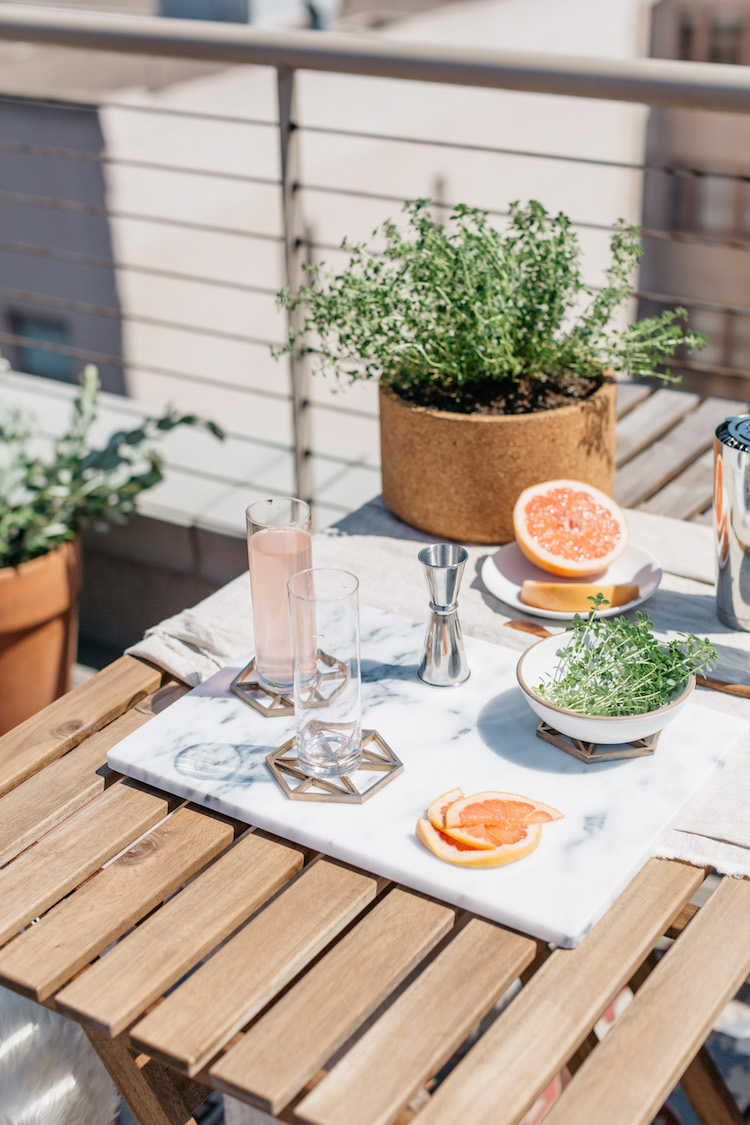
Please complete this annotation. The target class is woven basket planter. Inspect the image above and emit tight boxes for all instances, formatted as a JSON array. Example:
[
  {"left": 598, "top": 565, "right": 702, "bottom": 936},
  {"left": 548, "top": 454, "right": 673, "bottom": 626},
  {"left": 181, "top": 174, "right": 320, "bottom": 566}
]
[{"left": 379, "top": 380, "right": 617, "bottom": 544}]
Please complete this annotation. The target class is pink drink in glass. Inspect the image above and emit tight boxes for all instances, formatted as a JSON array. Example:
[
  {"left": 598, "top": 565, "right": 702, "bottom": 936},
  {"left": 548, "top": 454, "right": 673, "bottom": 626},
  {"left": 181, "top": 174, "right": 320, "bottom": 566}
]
[{"left": 246, "top": 499, "right": 312, "bottom": 692}]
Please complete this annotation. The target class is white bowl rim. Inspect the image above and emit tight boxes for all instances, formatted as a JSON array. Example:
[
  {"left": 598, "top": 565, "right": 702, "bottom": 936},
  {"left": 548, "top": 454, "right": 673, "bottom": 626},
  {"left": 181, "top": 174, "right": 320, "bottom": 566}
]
[{"left": 515, "top": 633, "right": 696, "bottom": 723}]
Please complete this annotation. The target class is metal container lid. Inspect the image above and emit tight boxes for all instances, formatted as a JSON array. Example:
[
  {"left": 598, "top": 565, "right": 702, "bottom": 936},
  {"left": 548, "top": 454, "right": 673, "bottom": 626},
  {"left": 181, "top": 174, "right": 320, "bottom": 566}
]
[{"left": 716, "top": 416, "right": 750, "bottom": 453}]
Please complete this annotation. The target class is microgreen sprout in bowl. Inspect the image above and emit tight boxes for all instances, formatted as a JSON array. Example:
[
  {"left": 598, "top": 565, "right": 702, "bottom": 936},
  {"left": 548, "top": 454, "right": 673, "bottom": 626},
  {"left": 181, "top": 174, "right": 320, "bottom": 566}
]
[{"left": 516, "top": 594, "right": 718, "bottom": 744}]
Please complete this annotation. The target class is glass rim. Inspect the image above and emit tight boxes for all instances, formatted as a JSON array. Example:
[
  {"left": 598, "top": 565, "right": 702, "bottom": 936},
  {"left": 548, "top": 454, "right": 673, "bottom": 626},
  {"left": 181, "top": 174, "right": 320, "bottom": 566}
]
[
  {"left": 246, "top": 496, "right": 310, "bottom": 528},
  {"left": 287, "top": 567, "right": 359, "bottom": 602}
]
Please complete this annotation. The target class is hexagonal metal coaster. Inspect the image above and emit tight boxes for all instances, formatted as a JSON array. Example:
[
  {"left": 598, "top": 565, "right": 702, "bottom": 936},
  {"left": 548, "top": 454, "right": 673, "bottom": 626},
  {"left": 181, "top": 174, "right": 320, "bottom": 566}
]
[
  {"left": 230, "top": 651, "right": 349, "bottom": 718},
  {"left": 230, "top": 659, "right": 294, "bottom": 717},
  {"left": 536, "top": 720, "right": 659, "bottom": 763},
  {"left": 266, "top": 729, "right": 403, "bottom": 803}
]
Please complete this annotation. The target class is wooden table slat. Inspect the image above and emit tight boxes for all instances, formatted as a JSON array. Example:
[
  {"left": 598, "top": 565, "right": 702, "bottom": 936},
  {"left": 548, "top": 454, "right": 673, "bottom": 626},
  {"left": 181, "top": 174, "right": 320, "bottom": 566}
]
[
  {"left": 543, "top": 877, "right": 750, "bottom": 1125},
  {"left": 295, "top": 917, "right": 536, "bottom": 1125},
  {"left": 0, "top": 779, "right": 179, "bottom": 947},
  {"left": 0, "top": 696, "right": 169, "bottom": 868},
  {"left": 615, "top": 388, "right": 700, "bottom": 468},
  {"left": 408, "top": 858, "right": 704, "bottom": 1125},
  {"left": 210, "top": 888, "right": 456, "bottom": 1114},
  {"left": 637, "top": 449, "right": 713, "bottom": 521},
  {"left": 615, "top": 396, "right": 748, "bottom": 509},
  {"left": 0, "top": 656, "right": 163, "bottom": 799},
  {"left": 56, "top": 830, "right": 305, "bottom": 1037},
  {"left": 0, "top": 804, "right": 237, "bottom": 1001},
  {"left": 130, "top": 858, "right": 383, "bottom": 1077},
  {"left": 615, "top": 382, "right": 652, "bottom": 420}
]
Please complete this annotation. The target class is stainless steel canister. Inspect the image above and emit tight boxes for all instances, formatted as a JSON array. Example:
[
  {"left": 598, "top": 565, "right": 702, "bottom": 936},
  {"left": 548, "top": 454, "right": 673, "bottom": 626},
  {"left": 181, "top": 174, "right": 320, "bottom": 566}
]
[{"left": 714, "top": 415, "right": 750, "bottom": 630}]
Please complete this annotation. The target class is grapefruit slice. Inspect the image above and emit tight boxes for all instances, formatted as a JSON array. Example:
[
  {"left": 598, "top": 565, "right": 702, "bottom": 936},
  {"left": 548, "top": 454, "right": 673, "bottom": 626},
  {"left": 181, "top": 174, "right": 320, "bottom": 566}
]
[
  {"left": 443, "top": 790, "right": 563, "bottom": 850},
  {"left": 427, "top": 787, "right": 464, "bottom": 831},
  {"left": 416, "top": 817, "right": 542, "bottom": 867},
  {"left": 520, "top": 580, "right": 639, "bottom": 613},
  {"left": 513, "top": 479, "right": 628, "bottom": 578}
]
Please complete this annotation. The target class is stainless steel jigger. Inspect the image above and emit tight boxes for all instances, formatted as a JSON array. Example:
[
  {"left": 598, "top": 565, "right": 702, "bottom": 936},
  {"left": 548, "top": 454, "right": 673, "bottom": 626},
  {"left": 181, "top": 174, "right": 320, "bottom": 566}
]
[{"left": 417, "top": 543, "right": 470, "bottom": 686}]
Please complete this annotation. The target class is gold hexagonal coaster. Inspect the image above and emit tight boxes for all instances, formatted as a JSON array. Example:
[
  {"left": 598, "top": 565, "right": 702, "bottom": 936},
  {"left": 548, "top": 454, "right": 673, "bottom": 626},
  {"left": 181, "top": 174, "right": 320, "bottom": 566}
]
[
  {"left": 230, "top": 659, "right": 294, "bottom": 717},
  {"left": 266, "top": 729, "right": 403, "bottom": 803},
  {"left": 230, "top": 652, "right": 349, "bottom": 718},
  {"left": 536, "top": 720, "right": 659, "bottom": 763}
]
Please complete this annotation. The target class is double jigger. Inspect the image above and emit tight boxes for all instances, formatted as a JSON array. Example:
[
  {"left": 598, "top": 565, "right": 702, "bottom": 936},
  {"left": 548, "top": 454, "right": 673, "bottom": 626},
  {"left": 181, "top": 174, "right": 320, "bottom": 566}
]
[{"left": 417, "top": 543, "right": 470, "bottom": 687}]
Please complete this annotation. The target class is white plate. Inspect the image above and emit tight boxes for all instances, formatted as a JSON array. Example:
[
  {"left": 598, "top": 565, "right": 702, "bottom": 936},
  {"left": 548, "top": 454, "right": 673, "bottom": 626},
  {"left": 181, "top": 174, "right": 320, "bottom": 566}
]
[{"left": 480, "top": 542, "right": 663, "bottom": 620}]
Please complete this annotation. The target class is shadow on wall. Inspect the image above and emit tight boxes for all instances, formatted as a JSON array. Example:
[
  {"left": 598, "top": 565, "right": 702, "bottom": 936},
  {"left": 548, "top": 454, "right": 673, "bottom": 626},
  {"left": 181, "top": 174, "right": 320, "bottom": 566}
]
[{"left": 0, "top": 97, "right": 125, "bottom": 394}]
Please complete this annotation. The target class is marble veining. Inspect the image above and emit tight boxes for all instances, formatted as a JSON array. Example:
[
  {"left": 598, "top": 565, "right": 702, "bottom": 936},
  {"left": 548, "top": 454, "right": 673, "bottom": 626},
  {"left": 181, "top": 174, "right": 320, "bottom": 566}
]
[{"left": 108, "top": 605, "right": 747, "bottom": 947}]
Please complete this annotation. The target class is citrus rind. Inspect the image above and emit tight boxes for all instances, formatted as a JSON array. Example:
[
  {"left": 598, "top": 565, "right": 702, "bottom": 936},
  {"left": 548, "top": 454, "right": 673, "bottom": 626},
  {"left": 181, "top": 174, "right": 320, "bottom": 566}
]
[
  {"left": 416, "top": 817, "right": 542, "bottom": 868},
  {"left": 513, "top": 479, "right": 628, "bottom": 578}
]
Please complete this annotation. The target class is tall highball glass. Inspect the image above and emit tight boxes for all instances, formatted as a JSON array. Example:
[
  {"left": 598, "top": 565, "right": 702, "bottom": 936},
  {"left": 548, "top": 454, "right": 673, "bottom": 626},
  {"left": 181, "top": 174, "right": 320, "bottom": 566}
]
[
  {"left": 288, "top": 568, "right": 362, "bottom": 777},
  {"left": 246, "top": 497, "right": 312, "bottom": 693}
]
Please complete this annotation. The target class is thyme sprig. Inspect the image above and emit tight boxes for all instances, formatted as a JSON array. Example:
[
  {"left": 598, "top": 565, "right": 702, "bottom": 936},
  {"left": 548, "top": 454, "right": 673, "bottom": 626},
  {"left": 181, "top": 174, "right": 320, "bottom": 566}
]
[{"left": 535, "top": 595, "right": 717, "bottom": 716}]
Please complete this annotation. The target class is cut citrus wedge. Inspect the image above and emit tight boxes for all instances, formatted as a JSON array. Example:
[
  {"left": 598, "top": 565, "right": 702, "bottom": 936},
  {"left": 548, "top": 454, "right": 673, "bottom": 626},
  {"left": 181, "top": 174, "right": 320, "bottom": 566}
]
[
  {"left": 443, "top": 790, "right": 563, "bottom": 851},
  {"left": 513, "top": 479, "right": 628, "bottom": 578},
  {"left": 416, "top": 817, "right": 542, "bottom": 867},
  {"left": 520, "top": 580, "right": 639, "bottom": 613},
  {"left": 427, "top": 786, "right": 464, "bottom": 831}
]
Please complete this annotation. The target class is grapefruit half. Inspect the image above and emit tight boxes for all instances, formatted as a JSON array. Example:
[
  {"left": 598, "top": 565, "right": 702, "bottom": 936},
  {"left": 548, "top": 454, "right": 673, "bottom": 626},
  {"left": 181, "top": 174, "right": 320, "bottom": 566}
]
[
  {"left": 513, "top": 479, "right": 628, "bottom": 578},
  {"left": 443, "top": 790, "right": 563, "bottom": 850},
  {"left": 416, "top": 817, "right": 542, "bottom": 867}
]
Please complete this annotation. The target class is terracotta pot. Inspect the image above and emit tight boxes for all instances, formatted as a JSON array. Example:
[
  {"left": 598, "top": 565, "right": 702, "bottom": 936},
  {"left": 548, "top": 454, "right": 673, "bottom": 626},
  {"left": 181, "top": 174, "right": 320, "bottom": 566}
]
[
  {"left": 0, "top": 537, "right": 82, "bottom": 734},
  {"left": 379, "top": 380, "right": 617, "bottom": 544}
]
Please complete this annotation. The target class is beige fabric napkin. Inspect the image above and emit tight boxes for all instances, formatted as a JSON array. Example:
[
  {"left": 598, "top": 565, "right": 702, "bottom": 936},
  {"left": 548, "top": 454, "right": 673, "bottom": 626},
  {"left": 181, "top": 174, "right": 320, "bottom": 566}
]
[{"left": 127, "top": 499, "right": 750, "bottom": 879}]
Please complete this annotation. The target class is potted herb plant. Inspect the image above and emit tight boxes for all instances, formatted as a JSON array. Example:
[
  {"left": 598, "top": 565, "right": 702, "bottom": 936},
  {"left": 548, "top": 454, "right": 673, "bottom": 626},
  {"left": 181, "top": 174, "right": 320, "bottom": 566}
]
[
  {"left": 278, "top": 199, "right": 705, "bottom": 542},
  {"left": 0, "top": 362, "right": 223, "bottom": 734}
]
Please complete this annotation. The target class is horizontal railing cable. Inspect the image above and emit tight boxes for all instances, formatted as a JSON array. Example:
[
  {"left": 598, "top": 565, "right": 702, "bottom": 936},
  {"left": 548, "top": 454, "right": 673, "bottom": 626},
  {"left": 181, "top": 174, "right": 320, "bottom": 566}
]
[
  {"left": 0, "top": 285, "right": 281, "bottom": 347},
  {"left": 0, "top": 332, "right": 292, "bottom": 401},
  {"left": 0, "top": 239, "right": 278, "bottom": 296},
  {"left": 0, "top": 91, "right": 277, "bottom": 128},
  {"left": 0, "top": 189, "right": 283, "bottom": 241},
  {"left": 300, "top": 122, "right": 750, "bottom": 184},
  {"left": 0, "top": 140, "right": 280, "bottom": 186}
]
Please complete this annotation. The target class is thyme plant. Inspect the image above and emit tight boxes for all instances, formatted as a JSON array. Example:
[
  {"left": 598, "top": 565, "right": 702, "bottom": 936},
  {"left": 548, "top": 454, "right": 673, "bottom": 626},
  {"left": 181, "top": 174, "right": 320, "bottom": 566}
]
[
  {"left": 0, "top": 363, "right": 224, "bottom": 568},
  {"left": 278, "top": 199, "right": 706, "bottom": 413},
  {"left": 535, "top": 597, "right": 717, "bottom": 716}
]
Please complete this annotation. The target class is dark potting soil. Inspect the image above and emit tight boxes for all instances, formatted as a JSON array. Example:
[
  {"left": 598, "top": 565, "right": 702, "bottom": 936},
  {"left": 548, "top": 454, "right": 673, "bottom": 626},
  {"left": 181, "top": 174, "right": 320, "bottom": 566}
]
[{"left": 392, "top": 372, "right": 605, "bottom": 415}]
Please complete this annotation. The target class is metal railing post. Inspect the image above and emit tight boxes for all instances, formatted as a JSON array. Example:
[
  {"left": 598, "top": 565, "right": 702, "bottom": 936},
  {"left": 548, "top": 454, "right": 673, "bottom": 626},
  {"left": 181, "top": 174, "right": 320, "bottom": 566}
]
[{"left": 277, "top": 64, "right": 312, "bottom": 507}]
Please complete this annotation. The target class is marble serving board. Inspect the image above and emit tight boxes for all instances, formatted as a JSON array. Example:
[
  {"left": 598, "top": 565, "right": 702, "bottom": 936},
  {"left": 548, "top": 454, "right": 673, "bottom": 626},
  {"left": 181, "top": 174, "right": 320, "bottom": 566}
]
[{"left": 109, "top": 605, "right": 747, "bottom": 947}]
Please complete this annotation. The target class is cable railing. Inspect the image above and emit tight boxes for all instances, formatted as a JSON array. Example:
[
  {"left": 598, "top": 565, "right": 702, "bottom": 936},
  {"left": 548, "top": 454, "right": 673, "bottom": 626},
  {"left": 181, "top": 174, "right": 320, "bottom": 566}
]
[{"left": 0, "top": 5, "right": 749, "bottom": 526}]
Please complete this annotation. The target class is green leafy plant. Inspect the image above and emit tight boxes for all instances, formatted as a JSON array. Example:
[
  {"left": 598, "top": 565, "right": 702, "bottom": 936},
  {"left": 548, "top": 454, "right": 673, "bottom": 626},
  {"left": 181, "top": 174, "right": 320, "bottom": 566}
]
[
  {"left": 0, "top": 363, "right": 224, "bottom": 569},
  {"left": 534, "top": 596, "right": 717, "bottom": 716},
  {"left": 277, "top": 198, "right": 706, "bottom": 413}
]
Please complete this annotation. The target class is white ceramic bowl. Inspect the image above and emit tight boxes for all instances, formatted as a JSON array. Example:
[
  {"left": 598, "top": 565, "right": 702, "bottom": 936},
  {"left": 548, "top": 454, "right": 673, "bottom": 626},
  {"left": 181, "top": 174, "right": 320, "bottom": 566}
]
[{"left": 515, "top": 633, "right": 695, "bottom": 744}]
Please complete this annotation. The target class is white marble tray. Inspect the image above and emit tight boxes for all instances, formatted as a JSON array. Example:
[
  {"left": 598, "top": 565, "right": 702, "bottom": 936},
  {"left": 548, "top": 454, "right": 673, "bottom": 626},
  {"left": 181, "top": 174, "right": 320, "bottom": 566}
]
[{"left": 109, "top": 605, "right": 747, "bottom": 947}]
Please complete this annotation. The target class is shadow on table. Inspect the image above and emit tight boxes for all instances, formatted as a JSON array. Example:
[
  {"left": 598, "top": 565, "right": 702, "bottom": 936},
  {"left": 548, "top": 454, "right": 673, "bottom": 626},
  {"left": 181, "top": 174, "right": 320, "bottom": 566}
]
[{"left": 475, "top": 687, "right": 628, "bottom": 776}]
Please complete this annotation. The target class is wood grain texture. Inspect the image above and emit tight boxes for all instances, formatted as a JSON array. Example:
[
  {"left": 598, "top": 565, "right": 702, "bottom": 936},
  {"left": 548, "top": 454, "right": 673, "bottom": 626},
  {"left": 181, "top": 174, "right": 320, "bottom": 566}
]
[
  {"left": 615, "top": 388, "right": 699, "bottom": 468},
  {"left": 56, "top": 830, "right": 305, "bottom": 1036},
  {"left": 84, "top": 1028, "right": 200, "bottom": 1125},
  {"left": 0, "top": 656, "right": 162, "bottom": 798},
  {"left": 130, "top": 859, "right": 381, "bottom": 1077},
  {"left": 637, "top": 449, "right": 713, "bottom": 520},
  {"left": 0, "top": 804, "right": 235, "bottom": 1001},
  {"left": 410, "top": 858, "right": 704, "bottom": 1125},
  {"left": 615, "top": 397, "right": 747, "bottom": 508},
  {"left": 542, "top": 877, "right": 750, "bottom": 1125},
  {"left": 0, "top": 779, "right": 178, "bottom": 946},
  {"left": 615, "top": 382, "right": 652, "bottom": 420},
  {"left": 296, "top": 918, "right": 536, "bottom": 1125},
  {"left": 0, "top": 699, "right": 165, "bottom": 868},
  {"left": 211, "top": 888, "right": 456, "bottom": 1113}
]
